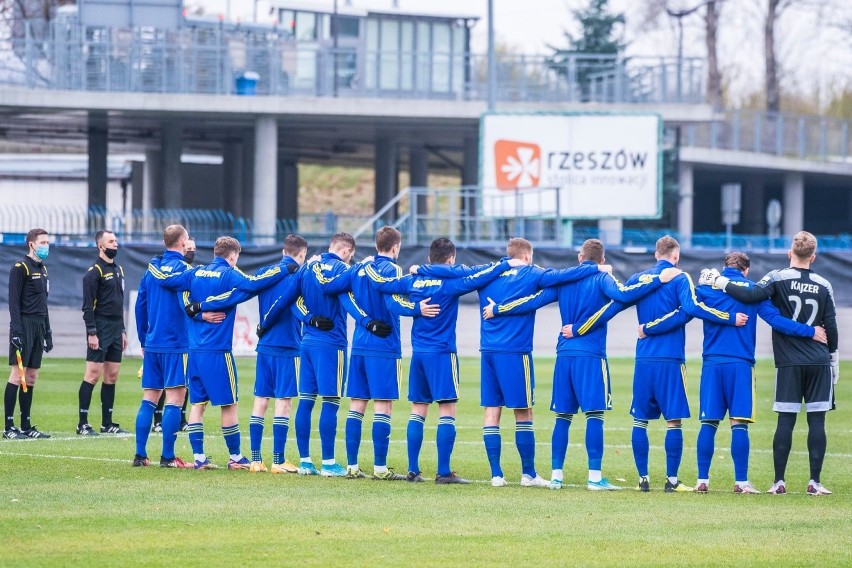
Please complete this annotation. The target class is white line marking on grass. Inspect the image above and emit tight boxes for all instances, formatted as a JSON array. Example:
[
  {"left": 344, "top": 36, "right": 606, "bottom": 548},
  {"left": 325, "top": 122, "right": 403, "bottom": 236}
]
[{"left": 0, "top": 450, "right": 130, "bottom": 463}]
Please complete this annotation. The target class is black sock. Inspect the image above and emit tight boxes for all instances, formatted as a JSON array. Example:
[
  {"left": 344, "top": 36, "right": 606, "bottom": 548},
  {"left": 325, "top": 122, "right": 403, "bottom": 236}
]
[
  {"left": 101, "top": 383, "right": 116, "bottom": 427},
  {"left": 806, "top": 412, "right": 827, "bottom": 483},
  {"left": 153, "top": 391, "right": 165, "bottom": 426},
  {"left": 78, "top": 381, "right": 95, "bottom": 426},
  {"left": 4, "top": 382, "right": 17, "bottom": 430},
  {"left": 18, "top": 385, "right": 33, "bottom": 431},
  {"left": 773, "top": 412, "right": 797, "bottom": 482}
]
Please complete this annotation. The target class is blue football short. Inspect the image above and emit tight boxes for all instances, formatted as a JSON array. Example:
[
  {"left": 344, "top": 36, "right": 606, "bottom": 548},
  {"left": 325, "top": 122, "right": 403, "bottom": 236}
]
[
  {"left": 187, "top": 351, "right": 238, "bottom": 407},
  {"left": 480, "top": 351, "right": 535, "bottom": 409},
  {"left": 299, "top": 344, "right": 347, "bottom": 397},
  {"left": 699, "top": 361, "right": 755, "bottom": 422},
  {"left": 346, "top": 354, "right": 401, "bottom": 401},
  {"left": 630, "top": 360, "right": 690, "bottom": 421},
  {"left": 408, "top": 351, "right": 459, "bottom": 404},
  {"left": 141, "top": 351, "right": 187, "bottom": 390},
  {"left": 254, "top": 352, "right": 299, "bottom": 399},
  {"left": 550, "top": 355, "right": 612, "bottom": 414}
]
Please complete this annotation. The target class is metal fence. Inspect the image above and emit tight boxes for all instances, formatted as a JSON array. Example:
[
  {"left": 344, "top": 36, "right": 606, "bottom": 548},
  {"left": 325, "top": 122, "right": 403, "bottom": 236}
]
[{"left": 1, "top": 17, "right": 703, "bottom": 104}]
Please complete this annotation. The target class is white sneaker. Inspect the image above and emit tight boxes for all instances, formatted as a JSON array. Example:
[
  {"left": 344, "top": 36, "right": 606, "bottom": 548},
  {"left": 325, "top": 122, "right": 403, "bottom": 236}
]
[
  {"left": 766, "top": 480, "right": 786, "bottom": 495},
  {"left": 733, "top": 482, "right": 760, "bottom": 494},
  {"left": 807, "top": 480, "right": 832, "bottom": 496},
  {"left": 491, "top": 476, "right": 507, "bottom": 487},
  {"left": 520, "top": 474, "right": 549, "bottom": 487}
]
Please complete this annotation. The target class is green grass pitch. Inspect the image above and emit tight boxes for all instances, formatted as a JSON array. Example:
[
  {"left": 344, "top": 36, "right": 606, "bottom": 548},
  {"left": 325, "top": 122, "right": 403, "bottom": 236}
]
[{"left": 1, "top": 357, "right": 850, "bottom": 566}]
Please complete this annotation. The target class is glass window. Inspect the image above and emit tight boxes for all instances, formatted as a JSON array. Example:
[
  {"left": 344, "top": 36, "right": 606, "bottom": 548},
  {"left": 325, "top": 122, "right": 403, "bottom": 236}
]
[
  {"left": 452, "top": 25, "right": 466, "bottom": 94},
  {"left": 280, "top": 10, "right": 295, "bottom": 36},
  {"left": 379, "top": 19, "right": 399, "bottom": 90},
  {"left": 401, "top": 21, "right": 413, "bottom": 90},
  {"left": 432, "top": 23, "right": 450, "bottom": 92},
  {"left": 416, "top": 21, "right": 430, "bottom": 92},
  {"left": 295, "top": 12, "right": 317, "bottom": 42},
  {"left": 336, "top": 16, "right": 360, "bottom": 39},
  {"left": 365, "top": 19, "right": 378, "bottom": 89}
]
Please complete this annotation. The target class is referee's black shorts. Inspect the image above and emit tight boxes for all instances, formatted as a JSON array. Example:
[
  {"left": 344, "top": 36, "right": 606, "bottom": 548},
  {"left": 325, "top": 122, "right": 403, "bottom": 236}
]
[
  {"left": 8, "top": 315, "right": 47, "bottom": 369},
  {"left": 774, "top": 365, "right": 833, "bottom": 413},
  {"left": 86, "top": 317, "right": 125, "bottom": 364}
]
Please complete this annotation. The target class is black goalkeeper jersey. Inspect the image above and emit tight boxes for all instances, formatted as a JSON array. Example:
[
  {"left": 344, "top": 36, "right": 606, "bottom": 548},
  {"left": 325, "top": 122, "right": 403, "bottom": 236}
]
[{"left": 724, "top": 267, "right": 838, "bottom": 367}]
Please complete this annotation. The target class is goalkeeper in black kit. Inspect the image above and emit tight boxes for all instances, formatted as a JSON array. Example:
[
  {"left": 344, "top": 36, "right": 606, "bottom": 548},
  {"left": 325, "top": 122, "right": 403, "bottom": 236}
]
[{"left": 708, "top": 231, "right": 839, "bottom": 496}]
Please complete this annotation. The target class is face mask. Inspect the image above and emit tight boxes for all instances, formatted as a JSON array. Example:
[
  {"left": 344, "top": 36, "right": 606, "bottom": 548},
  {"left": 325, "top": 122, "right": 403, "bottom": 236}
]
[
  {"left": 183, "top": 251, "right": 196, "bottom": 264},
  {"left": 103, "top": 248, "right": 118, "bottom": 260},
  {"left": 34, "top": 245, "right": 49, "bottom": 260}
]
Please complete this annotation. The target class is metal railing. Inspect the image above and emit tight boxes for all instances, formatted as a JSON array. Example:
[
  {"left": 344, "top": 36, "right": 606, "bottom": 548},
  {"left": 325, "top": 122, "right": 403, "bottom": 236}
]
[
  {"left": 0, "top": 17, "right": 703, "bottom": 104},
  {"left": 680, "top": 110, "right": 850, "bottom": 162}
]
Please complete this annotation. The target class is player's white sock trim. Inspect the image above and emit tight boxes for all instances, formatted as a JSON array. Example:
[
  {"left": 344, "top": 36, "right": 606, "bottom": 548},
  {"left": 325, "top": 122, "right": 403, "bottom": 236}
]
[
  {"left": 374, "top": 465, "right": 388, "bottom": 474},
  {"left": 667, "top": 476, "right": 678, "bottom": 485},
  {"left": 194, "top": 453, "right": 206, "bottom": 462},
  {"left": 322, "top": 459, "right": 335, "bottom": 465},
  {"left": 588, "top": 470, "right": 602, "bottom": 482},
  {"left": 551, "top": 469, "right": 564, "bottom": 481}
]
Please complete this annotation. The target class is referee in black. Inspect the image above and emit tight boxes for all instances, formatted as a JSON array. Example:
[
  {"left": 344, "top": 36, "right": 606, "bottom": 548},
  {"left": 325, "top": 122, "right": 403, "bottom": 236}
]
[
  {"left": 77, "top": 230, "right": 128, "bottom": 435},
  {"left": 4, "top": 228, "right": 53, "bottom": 439}
]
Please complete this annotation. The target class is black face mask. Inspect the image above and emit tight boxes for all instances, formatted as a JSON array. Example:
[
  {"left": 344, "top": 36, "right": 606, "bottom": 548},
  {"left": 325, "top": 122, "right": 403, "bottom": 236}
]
[
  {"left": 184, "top": 251, "right": 196, "bottom": 264},
  {"left": 103, "top": 248, "right": 118, "bottom": 260}
]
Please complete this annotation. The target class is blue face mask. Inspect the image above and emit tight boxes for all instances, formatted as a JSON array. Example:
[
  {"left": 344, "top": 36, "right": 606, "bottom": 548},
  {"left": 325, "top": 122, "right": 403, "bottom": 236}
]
[{"left": 34, "top": 245, "right": 49, "bottom": 260}]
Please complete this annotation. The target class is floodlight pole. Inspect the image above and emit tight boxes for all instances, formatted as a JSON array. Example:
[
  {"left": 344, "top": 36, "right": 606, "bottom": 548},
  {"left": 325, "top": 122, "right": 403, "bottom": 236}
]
[
  {"left": 487, "top": 0, "right": 495, "bottom": 111},
  {"left": 666, "top": 1, "right": 709, "bottom": 102},
  {"left": 333, "top": 0, "right": 339, "bottom": 97}
]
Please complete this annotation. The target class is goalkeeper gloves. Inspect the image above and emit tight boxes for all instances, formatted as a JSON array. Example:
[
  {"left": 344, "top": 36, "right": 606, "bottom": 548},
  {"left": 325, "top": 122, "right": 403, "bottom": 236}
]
[
  {"left": 309, "top": 316, "right": 334, "bottom": 332},
  {"left": 698, "top": 268, "right": 720, "bottom": 287},
  {"left": 10, "top": 335, "right": 23, "bottom": 353},
  {"left": 287, "top": 262, "right": 299, "bottom": 274},
  {"left": 44, "top": 332, "right": 53, "bottom": 353},
  {"left": 256, "top": 323, "right": 266, "bottom": 339},
  {"left": 365, "top": 320, "right": 392, "bottom": 338}
]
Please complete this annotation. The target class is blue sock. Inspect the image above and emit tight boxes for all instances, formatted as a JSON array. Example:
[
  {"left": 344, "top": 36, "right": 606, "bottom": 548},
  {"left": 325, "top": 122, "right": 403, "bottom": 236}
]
[
  {"left": 161, "top": 403, "right": 181, "bottom": 460},
  {"left": 272, "top": 416, "right": 289, "bottom": 465},
  {"left": 515, "top": 421, "right": 536, "bottom": 477},
  {"left": 406, "top": 414, "right": 425, "bottom": 474},
  {"left": 134, "top": 400, "right": 156, "bottom": 458},
  {"left": 222, "top": 423, "right": 241, "bottom": 456},
  {"left": 436, "top": 416, "right": 456, "bottom": 477},
  {"left": 585, "top": 412, "right": 604, "bottom": 472},
  {"left": 319, "top": 398, "right": 340, "bottom": 461},
  {"left": 731, "top": 424, "right": 750, "bottom": 483},
  {"left": 249, "top": 415, "right": 264, "bottom": 462},
  {"left": 372, "top": 413, "right": 392, "bottom": 467},
  {"left": 295, "top": 395, "right": 316, "bottom": 459},
  {"left": 551, "top": 414, "right": 573, "bottom": 470},
  {"left": 187, "top": 422, "right": 204, "bottom": 456},
  {"left": 697, "top": 421, "right": 719, "bottom": 480},
  {"left": 345, "top": 410, "right": 364, "bottom": 467},
  {"left": 483, "top": 425, "right": 503, "bottom": 478},
  {"left": 665, "top": 424, "right": 684, "bottom": 479},
  {"left": 631, "top": 419, "right": 649, "bottom": 477}
]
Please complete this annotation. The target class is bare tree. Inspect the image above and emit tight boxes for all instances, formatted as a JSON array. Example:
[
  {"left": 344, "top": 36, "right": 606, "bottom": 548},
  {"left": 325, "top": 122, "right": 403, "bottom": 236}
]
[
  {"left": 705, "top": 0, "right": 723, "bottom": 109},
  {"left": 764, "top": 0, "right": 789, "bottom": 113}
]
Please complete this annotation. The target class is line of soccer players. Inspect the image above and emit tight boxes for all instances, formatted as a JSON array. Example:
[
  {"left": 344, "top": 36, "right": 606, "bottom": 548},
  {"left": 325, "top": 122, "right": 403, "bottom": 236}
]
[{"left": 130, "top": 224, "right": 837, "bottom": 494}]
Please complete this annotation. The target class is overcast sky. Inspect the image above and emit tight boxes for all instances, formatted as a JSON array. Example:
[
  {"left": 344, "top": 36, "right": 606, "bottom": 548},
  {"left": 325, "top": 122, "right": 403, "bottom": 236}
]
[{"left": 192, "top": 0, "right": 852, "bottom": 107}]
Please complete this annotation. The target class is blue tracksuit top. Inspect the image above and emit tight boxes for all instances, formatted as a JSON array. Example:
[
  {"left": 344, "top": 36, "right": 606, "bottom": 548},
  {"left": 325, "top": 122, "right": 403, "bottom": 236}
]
[
  {"left": 297, "top": 252, "right": 354, "bottom": 349},
  {"left": 366, "top": 259, "right": 512, "bottom": 353},
  {"left": 135, "top": 250, "right": 192, "bottom": 353},
  {"left": 148, "top": 255, "right": 286, "bottom": 352},
  {"left": 255, "top": 257, "right": 305, "bottom": 356},
  {"left": 337, "top": 255, "right": 421, "bottom": 358},
  {"left": 642, "top": 267, "right": 815, "bottom": 365},
  {"left": 494, "top": 261, "right": 665, "bottom": 358},
  {"left": 632, "top": 259, "right": 733, "bottom": 362},
  {"left": 417, "top": 261, "right": 600, "bottom": 354}
]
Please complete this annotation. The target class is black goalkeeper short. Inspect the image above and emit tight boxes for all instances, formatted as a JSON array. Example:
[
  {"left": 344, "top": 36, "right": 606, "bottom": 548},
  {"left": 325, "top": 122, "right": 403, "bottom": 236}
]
[
  {"left": 8, "top": 315, "right": 47, "bottom": 369},
  {"left": 773, "top": 365, "right": 833, "bottom": 413}
]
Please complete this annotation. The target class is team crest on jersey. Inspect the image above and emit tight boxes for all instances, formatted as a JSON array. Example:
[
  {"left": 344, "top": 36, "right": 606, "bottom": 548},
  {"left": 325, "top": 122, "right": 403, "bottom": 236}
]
[
  {"left": 758, "top": 275, "right": 771, "bottom": 285},
  {"left": 638, "top": 274, "right": 655, "bottom": 283},
  {"left": 358, "top": 268, "right": 366, "bottom": 276},
  {"left": 501, "top": 269, "right": 519, "bottom": 277}
]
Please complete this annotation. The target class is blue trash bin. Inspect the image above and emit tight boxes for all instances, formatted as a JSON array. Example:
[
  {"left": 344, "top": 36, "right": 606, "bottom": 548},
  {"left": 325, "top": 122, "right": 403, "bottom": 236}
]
[{"left": 235, "top": 71, "right": 260, "bottom": 95}]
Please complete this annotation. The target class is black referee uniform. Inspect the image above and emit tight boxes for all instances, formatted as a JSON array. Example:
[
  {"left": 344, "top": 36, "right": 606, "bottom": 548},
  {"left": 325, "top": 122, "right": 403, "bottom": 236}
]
[
  {"left": 4, "top": 254, "right": 51, "bottom": 437},
  {"left": 82, "top": 257, "right": 126, "bottom": 364}
]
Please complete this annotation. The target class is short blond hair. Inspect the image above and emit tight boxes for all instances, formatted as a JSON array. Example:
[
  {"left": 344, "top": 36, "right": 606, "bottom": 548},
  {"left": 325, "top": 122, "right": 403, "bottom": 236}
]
[
  {"left": 791, "top": 231, "right": 817, "bottom": 259},
  {"left": 506, "top": 237, "right": 532, "bottom": 260},
  {"left": 214, "top": 236, "right": 241, "bottom": 258},
  {"left": 656, "top": 235, "right": 680, "bottom": 259}
]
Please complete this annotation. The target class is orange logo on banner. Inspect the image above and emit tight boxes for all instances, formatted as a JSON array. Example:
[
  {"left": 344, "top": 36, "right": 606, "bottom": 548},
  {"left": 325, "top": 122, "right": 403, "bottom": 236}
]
[{"left": 494, "top": 139, "right": 541, "bottom": 190}]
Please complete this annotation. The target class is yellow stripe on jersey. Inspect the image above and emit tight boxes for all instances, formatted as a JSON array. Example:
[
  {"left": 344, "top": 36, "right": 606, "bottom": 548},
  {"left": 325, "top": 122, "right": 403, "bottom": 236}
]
[
  {"left": 498, "top": 289, "right": 545, "bottom": 314},
  {"left": 523, "top": 354, "right": 532, "bottom": 408},
  {"left": 391, "top": 294, "right": 415, "bottom": 310},
  {"left": 680, "top": 363, "right": 687, "bottom": 390},
  {"left": 601, "top": 359, "right": 612, "bottom": 409},
  {"left": 365, "top": 263, "right": 396, "bottom": 283},
  {"left": 296, "top": 295, "right": 309, "bottom": 316},
  {"left": 225, "top": 353, "right": 237, "bottom": 401},
  {"left": 576, "top": 300, "right": 614, "bottom": 335},
  {"left": 337, "top": 350, "right": 344, "bottom": 396},
  {"left": 205, "top": 288, "right": 236, "bottom": 302},
  {"left": 348, "top": 292, "right": 368, "bottom": 318},
  {"left": 644, "top": 308, "right": 681, "bottom": 330},
  {"left": 684, "top": 272, "right": 730, "bottom": 320},
  {"left": 612, "top": 273, "right": 658, "bottom": 292},
  {"left": 236, "top": 265, "right": 281, "bottom": 281},
  {"left": 312, "top": 263, "right": 335, "bottom": 284}
]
